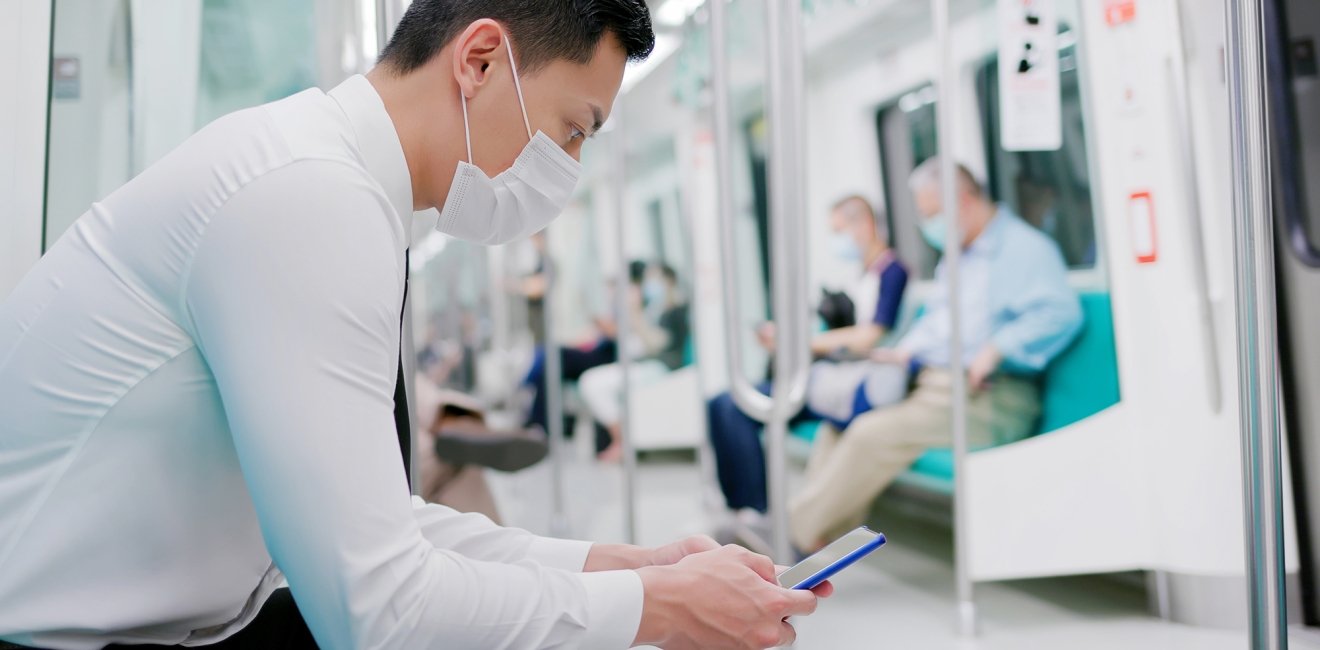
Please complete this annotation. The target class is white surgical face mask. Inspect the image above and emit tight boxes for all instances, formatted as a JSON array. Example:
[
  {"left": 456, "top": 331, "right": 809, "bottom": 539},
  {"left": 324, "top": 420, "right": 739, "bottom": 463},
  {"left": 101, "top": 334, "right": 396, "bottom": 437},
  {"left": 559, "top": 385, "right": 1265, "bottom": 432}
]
[
  {"left": 830, "top": 232, "right": 862, "bottom": 263},
  {"left": 436, "top": 33, "right": 583, "bottom": 245}
]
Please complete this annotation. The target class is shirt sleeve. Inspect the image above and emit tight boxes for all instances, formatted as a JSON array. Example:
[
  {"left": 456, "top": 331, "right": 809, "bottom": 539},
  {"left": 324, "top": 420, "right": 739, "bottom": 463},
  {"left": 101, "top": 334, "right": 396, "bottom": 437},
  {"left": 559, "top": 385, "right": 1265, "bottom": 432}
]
[
  {"left": 871, "top": 261, "right": 909, "bottom": 329},
  {"left": 184, "top": 160, "right": 642, "bottom": 650},
  {"left": 408, "top": 497, "right": 596, "bottom": 571},
  {"left": 989, "top": 236, "right": 1084, "bottom": 372},
  {"left": 896, "top": 264, "right": 944, "bottom": 361}
]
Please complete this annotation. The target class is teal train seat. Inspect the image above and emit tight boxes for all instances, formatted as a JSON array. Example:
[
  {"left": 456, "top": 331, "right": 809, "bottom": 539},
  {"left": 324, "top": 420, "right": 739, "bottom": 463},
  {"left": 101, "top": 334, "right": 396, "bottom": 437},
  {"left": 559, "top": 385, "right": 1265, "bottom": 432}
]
[{"left": 788, "top": 291, "right": 1121, "bottom": 496}]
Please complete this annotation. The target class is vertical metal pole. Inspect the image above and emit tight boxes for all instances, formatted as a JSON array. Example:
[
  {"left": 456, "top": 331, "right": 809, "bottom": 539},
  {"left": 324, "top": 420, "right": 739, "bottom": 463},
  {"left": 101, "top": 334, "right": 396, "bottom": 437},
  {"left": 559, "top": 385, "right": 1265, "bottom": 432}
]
[
  {"left": 1225, "top": 0, "right": 1288, "bottom": 647},
  {"left": 710, "top": 0, "right": 774, "bottom": 424},
  {"left": 932, "top": 0, "right": 975, "bottom": 636},
  {"left": 709, "top": 0, "right": 809, "bottom": 564},
  {"left": 763, "top": 0, "right": 811, "bottom": 565},
  {"left": 612, "top": 118, "right": 639, "bottom": 545},
  {"left": 542, "top": 247, "right": 570, "bottom": 538}
]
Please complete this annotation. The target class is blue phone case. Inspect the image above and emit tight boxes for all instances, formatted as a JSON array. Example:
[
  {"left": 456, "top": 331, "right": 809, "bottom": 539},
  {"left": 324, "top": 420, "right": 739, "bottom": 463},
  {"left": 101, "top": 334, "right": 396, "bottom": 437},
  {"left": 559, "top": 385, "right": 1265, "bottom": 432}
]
[{"left": 784, "top": 529, "right": 887, "bottom": 590}]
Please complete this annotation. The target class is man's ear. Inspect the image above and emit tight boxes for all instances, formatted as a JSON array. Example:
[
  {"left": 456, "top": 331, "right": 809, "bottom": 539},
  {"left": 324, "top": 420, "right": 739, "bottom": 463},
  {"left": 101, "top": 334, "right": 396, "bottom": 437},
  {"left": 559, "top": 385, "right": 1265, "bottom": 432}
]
[{"left": 451, "top": 19, "right": 506, "bottom": 99}]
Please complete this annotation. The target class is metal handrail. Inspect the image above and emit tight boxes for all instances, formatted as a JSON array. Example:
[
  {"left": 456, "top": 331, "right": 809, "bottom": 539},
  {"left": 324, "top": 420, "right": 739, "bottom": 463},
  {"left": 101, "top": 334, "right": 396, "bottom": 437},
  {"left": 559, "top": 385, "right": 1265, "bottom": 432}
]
[
  {"left": 710, "top": 0, "right": 811, "bottom": 563},
  {"left": 710, "top": 0, "right": 775, "bottom": 423},
  {"left": 932, "top": 0, "right": 975, "bottom": 637},
  {"left": 763, "top": 0, "right": 812, "bottom": 415},
  {"left": 1224, "top": 0, "right": 1288, "bottom": 648}
]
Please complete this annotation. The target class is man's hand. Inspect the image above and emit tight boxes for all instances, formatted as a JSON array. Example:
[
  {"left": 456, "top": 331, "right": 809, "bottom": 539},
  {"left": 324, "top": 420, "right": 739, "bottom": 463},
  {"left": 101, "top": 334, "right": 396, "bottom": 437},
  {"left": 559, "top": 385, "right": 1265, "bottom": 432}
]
[
  {"left": 968, "top": 344, "right": 1002, "bottom": 393},
  {"left": 634, "top": 545, "right": 821, "bottom": 650},
  {"left": 583, "top": 536, "right": 720, "bottom": 572},
  {"left": 647, "top": 535, "right": 721, "bottom": 567}
]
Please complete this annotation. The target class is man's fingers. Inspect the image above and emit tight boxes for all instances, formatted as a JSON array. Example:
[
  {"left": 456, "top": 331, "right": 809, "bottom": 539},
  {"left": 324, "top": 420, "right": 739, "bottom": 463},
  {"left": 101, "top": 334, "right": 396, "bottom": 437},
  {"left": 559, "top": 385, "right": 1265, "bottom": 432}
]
[
  {"left": 779, "top": 587, "right": 819, "bottom": 617},
  {"left": 809, "top": 580, "right": 835, "bottom": 599},
  {"left": 776, "top": 620, "right": 798, "bottom": 648},
  {"left": 738, "top": 547, "right": 779, "bottom": 583},
  {"left": 686, "top": 535, "right": 720, "bottom": 553}
]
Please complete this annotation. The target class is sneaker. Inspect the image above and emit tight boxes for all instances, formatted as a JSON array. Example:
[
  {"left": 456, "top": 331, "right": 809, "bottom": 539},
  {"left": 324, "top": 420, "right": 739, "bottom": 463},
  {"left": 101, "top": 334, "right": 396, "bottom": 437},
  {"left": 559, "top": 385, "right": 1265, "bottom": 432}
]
[
  {"left": 732, "top": 509, "right": 775, "bottom": 557},
  {"left": 712, "top": 509, "right": 740, "bottom": 546}
]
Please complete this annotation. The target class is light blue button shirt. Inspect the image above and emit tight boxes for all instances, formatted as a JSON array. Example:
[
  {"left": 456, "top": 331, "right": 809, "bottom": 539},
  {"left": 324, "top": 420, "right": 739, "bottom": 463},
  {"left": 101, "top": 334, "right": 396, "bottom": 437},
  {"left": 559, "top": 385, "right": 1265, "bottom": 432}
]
[{"left": 898, "top": 206, "right": 1082, "bottom": 374}]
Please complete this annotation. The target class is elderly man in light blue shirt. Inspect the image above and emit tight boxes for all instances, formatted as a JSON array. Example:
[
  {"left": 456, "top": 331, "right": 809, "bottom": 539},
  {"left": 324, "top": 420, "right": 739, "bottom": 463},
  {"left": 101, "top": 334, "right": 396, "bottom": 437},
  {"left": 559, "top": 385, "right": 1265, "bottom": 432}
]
[{"left": 789, "top": 159, "right": 1082, "bottom": 551}]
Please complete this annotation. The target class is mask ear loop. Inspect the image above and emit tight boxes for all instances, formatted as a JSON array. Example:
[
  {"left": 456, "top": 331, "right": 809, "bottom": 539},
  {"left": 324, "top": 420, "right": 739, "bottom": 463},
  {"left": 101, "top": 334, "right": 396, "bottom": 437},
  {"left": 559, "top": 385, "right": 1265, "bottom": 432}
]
[
  {"left": 501, "top": 32, "right": 534, "bottom": 141},
  {"left": 460, "top": 92, "right": 474, "bottom": 163}
]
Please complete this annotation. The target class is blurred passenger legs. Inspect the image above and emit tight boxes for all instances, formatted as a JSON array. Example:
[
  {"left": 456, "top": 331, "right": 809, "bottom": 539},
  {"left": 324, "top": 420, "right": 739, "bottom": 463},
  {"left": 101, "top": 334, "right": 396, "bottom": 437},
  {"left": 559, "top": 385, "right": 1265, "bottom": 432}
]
[
  {"left": 707, "top": 382, "right": 822, "bottom": 514},
  {"left": 577, "top": 359, "right": 670, "bottom": 461},
  {"left": 417, "top": 429, "right": 504, "bottom": 523},
  {"left": 414, "top": 379, "right": 548, "bottom": 522},
  {"left": 787, "top": 368, "right": 1039, "bottom": 551},
  {"left": 522, "top": 338, "right": 618, "bottom": 452}
]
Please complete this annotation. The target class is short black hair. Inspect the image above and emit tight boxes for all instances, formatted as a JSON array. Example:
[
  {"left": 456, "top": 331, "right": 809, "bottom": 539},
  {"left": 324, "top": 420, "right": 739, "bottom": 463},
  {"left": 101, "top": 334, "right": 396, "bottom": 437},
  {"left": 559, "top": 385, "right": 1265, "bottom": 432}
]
[
  {"left": 628, "top": 260, "right": 648, "bottom": 284},
  {"left": 379, "top": 0, "right": 655, "bottom": 75}
]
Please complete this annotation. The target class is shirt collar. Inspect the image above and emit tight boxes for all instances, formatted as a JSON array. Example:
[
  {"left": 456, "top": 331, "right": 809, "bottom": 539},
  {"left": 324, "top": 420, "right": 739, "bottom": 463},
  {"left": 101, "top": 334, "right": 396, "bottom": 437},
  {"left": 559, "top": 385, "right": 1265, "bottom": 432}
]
[
  {"left": 967, "top": 205, "right": 1010, "bottom": 256},
  {"left": 328, "top": 75, "right": 414, "bottom": 245}
]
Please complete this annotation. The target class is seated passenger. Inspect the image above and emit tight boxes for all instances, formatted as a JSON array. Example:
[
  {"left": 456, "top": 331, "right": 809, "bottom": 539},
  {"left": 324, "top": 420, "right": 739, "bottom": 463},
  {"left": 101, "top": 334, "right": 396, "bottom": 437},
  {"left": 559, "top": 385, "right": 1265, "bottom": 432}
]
[
  {"left": 579, "top": 262, "right": 691, "bottom": 461},
  {"left": 521, "top": 261, "right": 647, "bottom": 452},
  {"left": 787, "top": 158, "right": 1084, "bottom": 552},
  {"left": 707, "top": 196, "right": 909, "bottom": 550}
]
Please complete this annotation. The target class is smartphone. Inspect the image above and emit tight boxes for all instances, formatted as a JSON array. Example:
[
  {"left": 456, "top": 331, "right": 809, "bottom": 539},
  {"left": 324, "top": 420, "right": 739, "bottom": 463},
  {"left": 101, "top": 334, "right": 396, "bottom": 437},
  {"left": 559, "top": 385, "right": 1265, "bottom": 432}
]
[{"left": 775, "top": 526, "right": 886, "bottom": 590}]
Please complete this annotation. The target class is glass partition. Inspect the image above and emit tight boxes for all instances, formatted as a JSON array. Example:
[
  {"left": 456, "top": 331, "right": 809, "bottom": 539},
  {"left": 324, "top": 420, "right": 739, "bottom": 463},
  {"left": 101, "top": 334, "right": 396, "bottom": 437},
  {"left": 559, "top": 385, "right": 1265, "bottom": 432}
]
[{"left": 44, "top": 0, "right": 380, "bottom": 248}]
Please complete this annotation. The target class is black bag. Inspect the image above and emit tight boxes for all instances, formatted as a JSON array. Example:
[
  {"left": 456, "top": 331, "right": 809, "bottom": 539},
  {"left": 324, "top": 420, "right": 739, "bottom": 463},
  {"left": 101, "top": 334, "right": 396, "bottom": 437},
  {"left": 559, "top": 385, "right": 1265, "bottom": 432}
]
[{"left": 817, "top": 289, "right": 856, "bottom": 331}]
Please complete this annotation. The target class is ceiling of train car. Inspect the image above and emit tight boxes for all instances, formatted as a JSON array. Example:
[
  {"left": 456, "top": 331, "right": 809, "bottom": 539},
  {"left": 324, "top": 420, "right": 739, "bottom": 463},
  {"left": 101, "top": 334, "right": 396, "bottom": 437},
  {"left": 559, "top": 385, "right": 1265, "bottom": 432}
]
[{"left": 803, "top": 0, "right": 992, "bottom": 78}]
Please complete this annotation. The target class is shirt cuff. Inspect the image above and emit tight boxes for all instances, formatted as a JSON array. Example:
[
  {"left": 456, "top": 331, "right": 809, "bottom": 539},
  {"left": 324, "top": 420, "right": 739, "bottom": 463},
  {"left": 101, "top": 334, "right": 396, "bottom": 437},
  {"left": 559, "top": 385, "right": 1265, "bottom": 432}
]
[
  {"left": 527, "top": 536, "right": 594, "bottom": 572},
  {"left": 577, "top": 569, "right": 645, "bottom": 650}
]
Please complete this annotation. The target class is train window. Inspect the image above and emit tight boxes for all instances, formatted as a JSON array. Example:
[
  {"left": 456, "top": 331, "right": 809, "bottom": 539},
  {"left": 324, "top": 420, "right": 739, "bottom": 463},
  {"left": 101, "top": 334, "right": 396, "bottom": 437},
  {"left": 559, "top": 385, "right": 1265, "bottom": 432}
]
[
  {"left": 875, "top": 35, "right": 1099, "bottom": 277},
  {"left": 976, "top": 37, "right": 1099, "bottom": 270},
  {"left": 876, "top": 86, "right": 940, "bottom": 280},
  {"left": 43, "top": 0, "right": 374, "bottom": 249}
]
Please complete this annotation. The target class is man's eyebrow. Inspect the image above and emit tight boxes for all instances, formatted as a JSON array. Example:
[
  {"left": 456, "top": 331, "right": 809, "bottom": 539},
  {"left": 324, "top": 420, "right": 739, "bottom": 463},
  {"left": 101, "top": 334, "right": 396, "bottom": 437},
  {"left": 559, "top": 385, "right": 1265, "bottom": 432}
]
[{"left": 590, "top": 104, "right": 605, "bottom": 134}]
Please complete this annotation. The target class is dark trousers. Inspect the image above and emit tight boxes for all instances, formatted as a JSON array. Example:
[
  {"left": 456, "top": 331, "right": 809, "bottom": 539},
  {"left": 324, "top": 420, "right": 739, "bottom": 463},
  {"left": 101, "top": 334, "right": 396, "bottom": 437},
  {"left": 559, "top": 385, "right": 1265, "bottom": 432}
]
[
  {"left": 524, "top": 339, "right": 616, "bottom": 452},
  {"left": 0, "top": 589, "right": 317, "bottom": 650},
  {"left": 707, "top": 382, "right": 817, "bottom": 513}
]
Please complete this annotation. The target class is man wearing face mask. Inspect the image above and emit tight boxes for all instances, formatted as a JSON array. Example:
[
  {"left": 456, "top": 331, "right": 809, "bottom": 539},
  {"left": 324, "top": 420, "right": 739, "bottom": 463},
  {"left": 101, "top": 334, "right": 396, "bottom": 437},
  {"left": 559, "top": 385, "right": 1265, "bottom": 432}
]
[
  {"left": 0, "top": 2, "right": 829, "bottom": 650},
  {"left": 787, "top": 158, "right": 1083, "bottom": 553}
]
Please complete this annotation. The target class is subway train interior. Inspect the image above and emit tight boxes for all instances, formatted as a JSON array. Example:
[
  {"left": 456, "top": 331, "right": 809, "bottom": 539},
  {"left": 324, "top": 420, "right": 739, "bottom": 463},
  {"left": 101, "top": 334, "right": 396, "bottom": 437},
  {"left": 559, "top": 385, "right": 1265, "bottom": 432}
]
[{"left": 3, "top": 0, "right": 1320, "bottom": 647}]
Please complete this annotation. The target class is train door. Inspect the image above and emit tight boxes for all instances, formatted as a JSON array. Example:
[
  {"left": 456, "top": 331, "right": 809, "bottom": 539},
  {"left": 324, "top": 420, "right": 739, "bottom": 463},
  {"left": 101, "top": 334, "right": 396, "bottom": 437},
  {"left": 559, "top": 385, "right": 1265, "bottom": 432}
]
[{"left": 1270, "top": 0, "right": 1320, "bottom": 628}]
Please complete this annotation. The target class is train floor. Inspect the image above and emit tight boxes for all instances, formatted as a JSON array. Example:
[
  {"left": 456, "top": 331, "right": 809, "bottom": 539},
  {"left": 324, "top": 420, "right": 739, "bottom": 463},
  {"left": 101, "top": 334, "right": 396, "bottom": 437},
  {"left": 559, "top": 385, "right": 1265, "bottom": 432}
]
[{"left": 485, "top": 433, "right": 1320, "bottom": 649}]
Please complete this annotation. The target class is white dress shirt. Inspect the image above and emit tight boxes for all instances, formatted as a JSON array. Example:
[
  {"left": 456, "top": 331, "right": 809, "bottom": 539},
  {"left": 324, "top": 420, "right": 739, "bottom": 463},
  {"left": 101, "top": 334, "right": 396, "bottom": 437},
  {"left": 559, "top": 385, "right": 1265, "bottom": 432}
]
[{"left": 0, "top": 75, "right": 642, "bottom": 650}]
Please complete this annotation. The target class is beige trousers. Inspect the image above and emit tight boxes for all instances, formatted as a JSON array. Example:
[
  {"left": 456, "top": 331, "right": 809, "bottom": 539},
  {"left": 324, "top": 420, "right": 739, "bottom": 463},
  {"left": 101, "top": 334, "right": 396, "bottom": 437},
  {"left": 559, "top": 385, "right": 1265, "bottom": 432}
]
[{"left": 788, "top": 368, "right": 1040, "bottom": 550}]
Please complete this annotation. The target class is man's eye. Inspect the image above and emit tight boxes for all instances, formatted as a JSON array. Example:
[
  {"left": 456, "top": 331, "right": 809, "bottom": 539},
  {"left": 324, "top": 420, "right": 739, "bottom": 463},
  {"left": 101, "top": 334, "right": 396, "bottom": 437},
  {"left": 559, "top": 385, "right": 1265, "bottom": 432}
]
[{"left": 569, "top": 126, "right": 586, "bottom": 142}]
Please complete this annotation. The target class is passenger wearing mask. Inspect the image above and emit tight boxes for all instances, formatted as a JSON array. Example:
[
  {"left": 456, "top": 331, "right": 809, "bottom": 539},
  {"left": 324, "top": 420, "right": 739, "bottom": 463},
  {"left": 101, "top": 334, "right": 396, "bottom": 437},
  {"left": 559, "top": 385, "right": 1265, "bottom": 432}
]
[
  {"left": 708, "top": 196, "right": 909, "bottom": 552},
  {"left": 788, "top": 159, "right": 1083, "bottom": 553},
  {"left": 579, "top": 262, "right": 692, "bottom": 461},
  {"left": 519, "top": 261, "right": 647, "bottom": 454},
  {"left": 0, "top": 2, "right": 827, "bottom": 649}
]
